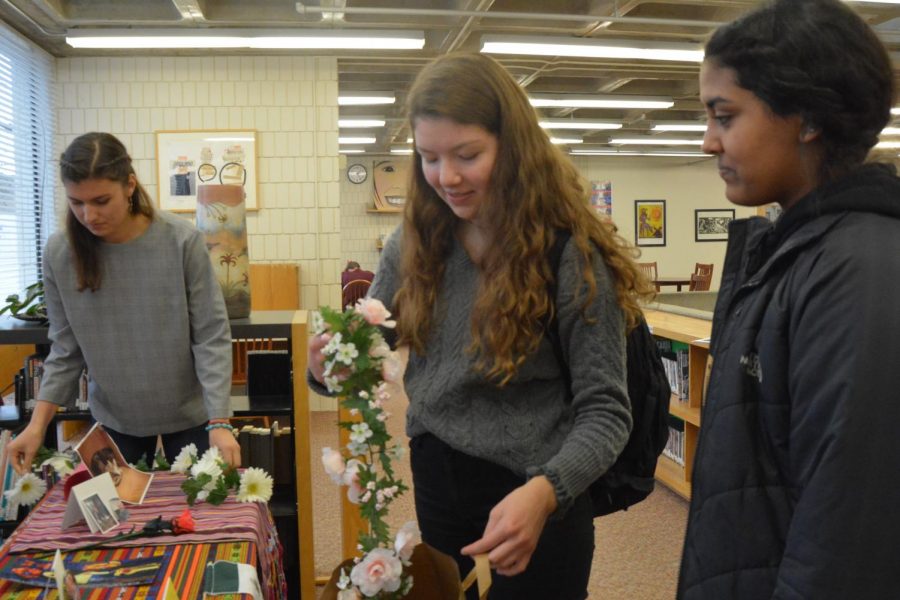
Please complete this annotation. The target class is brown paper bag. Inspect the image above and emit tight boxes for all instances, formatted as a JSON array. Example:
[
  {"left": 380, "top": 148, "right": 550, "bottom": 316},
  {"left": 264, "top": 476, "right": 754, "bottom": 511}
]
[{"left": 321, "top": 543, "right": 491, "bottom": 600}]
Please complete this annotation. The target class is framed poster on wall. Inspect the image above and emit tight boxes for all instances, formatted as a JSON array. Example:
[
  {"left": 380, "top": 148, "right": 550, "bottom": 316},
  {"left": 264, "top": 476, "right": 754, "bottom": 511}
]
[
  {"left": 694, "top": 209, "right": 735, "bottom": 242},
  {"left": 155, "top": 130, "right": 259, "bottom": 212},
  {"left": 635, "top": 199, "right": 666, "bottom": 247}
]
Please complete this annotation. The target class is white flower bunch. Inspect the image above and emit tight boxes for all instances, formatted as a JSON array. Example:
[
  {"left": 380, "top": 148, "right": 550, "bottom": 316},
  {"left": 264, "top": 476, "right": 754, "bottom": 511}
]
[
  {"left": 317, "top": 298, "right": 419, "bottom": 599},
  {"left": 3, "top": 472, "right": 47, "bottom": 508},
  {"left": 172, "top": 444, "right": 273, "bottom": 505}
]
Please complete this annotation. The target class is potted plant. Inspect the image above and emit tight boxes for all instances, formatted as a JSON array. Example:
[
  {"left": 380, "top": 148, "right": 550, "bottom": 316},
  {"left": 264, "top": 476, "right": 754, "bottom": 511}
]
[{"left": 0, "top": 281, "right": 47, "bottom": 322}]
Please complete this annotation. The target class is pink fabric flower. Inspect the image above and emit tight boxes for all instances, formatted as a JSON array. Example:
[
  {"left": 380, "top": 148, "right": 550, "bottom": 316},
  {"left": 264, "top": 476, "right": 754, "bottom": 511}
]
[
  {"left": 321, "top": 447, "right": 346, "bottom": 484},
  {"left": 394, "top": 521, "right": 420, "bottom": 561},
  {"left": 350, "top": 548, "right": 403, "bottom": 596},
  {"left": 344, "top": 459, "right": 363, "bottom": 504},
  {"left": 382, "top": 352, "right": 402, "bottom": 383},
  {"left": 355, "top": 298, "right": 396, "bottom": 329}
]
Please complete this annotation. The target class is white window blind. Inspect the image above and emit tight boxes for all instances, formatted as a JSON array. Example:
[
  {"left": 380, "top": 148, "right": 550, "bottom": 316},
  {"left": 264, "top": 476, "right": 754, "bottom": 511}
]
[{"left": 0, "top": 23, "right": 56, "bottom": 301}]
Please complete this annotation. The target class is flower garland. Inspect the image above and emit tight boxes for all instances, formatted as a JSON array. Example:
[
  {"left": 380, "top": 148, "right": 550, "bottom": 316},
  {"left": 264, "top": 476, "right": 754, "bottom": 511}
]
[
  {"left": 171, "top": 444, "right": 273, "bottom": 505},
  {"left": 316, "top": 298, "right": 420, "bottom": 599}
]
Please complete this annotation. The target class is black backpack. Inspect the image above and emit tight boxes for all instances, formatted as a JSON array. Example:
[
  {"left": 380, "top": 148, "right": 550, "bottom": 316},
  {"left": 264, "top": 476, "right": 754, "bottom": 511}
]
[{"left": 545, "top": 230, "right": 671, "bottom": 516}]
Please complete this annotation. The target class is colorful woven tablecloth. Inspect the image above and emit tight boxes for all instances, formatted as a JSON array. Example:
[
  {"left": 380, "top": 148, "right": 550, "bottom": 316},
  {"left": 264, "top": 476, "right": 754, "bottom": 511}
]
[
  {"left": 2, "top": 472, "right": 286, "bottom": 600},
  {"left": 0, "top": 541, "right": 254, "bottom": 599}
]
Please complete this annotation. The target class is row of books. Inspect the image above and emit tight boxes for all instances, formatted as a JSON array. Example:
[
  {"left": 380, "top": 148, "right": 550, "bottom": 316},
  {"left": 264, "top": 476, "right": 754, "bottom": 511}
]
[
  {"left": 656, "top": 339, "right": 690, "bottom": 400},
  {"left": 663, "top": 416, "right": 685, "bottom": 466},
  {"left": 17, "top": 352, "right": 89, "bottom": 414},
  {"left": 236, "top": 422, "right": 293, "bottom": 486}
]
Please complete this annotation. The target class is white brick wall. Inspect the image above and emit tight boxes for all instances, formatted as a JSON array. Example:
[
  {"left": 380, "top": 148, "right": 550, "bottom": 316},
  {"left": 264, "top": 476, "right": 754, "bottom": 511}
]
[
  {"left": 339, "top": 155, "right": 403, "bottom": 273},
  {"left": 54, "top": 55, "right": 342, "bottom": 312}
]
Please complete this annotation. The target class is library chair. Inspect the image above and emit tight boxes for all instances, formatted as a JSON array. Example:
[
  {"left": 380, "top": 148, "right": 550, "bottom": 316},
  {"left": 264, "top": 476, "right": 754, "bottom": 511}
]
[
  {"left": 689, "top": 272, "right": 712, "bottom": 292},
  {"left": 694, "top": 263, "right": 714, "bottom": 278},
  {"left": 638, "top": 262, "right": 659, "bottom": 291},
  {"left": 342, "top": 279, "right": 371, "bottom": 309}
]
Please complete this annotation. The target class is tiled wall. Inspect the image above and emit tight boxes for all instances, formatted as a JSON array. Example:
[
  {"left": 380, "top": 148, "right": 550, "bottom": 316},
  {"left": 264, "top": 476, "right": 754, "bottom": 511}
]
[
  {"left": 339, "top": 155, "right": 403, "bottom": 273},
  {"left": 54, "top": 55, "right": 342, "bottom": 310}
]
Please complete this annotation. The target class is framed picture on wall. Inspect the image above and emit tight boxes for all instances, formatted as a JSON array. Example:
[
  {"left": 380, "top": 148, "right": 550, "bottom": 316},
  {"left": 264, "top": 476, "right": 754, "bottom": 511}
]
[
  {"left": 635, "top": 200, "right": 666, "bottom": 247},
  {"left": 694, "top": 209, "right": 735, "bottom": 242},
  {"left": 155, "top": 129, "right": 259, "bottom": 212}
]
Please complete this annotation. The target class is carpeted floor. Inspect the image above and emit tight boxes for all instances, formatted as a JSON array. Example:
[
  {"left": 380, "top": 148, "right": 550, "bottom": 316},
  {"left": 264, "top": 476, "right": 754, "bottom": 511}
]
[{"left": 308, "top": 403, "right": 688, "bottom": 600}]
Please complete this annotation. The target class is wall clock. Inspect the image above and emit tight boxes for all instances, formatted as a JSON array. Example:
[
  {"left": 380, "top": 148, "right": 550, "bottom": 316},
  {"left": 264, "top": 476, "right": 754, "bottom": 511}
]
[{"left": 347, "top": 163, "right": 368, "bottom": 184}]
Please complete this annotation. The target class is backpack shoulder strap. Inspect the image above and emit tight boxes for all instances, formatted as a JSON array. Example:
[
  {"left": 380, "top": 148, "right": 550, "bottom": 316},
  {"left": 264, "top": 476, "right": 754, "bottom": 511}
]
[{"left": 545, "top": 230, "right": 573, "bottom": 395}]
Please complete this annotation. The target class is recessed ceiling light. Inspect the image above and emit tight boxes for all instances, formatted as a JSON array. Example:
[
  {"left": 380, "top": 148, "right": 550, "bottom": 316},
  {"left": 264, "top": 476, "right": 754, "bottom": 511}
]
[
  {"left": 880, "top": 127, "right": 900, "bottom": 135},
  {"left": 610, "top": 137, "right": 703, "bottom": 146},
  {"left": 338, "top": 93, "right": 396, "bottom": 106},
  {"left": 875, "top": 140, "right": 900, "bottom": 148},
  {"left": 339, "top": 136, "right": 376, "bottom": 144},
  {"left": 539, "top": 119, "right": 622, "bottom": 130},
  {"left": 549, "top": 136, "right": 583, "bottom": 144},
  {"left": 481, "top": 35, "right": 703, "bottom": 63},
  {"left": 66, "top": 29, "right": 425, "bottom": 50},
  {"left": 652, "top": 122, "right": 707, "bottom": 132},
  {"left": 571, "top": 149, "right": 709, "bottom": 157},
  {"left": 338, "top": 119, "right": 386, "bottom": 128},
  {"left": 390, "top": 147, "right": 414, "bottom": 154},
  {"left": 339, "top": 148, "right": 366, "bottom": 154},
  {"left": 530, "top": 94, "right": 674, "bottom": 110}
]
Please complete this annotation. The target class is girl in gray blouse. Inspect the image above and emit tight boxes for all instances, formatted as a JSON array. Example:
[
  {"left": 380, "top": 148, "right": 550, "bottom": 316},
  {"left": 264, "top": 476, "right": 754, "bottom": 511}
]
[{"left": 7, "top": 132, "right": 239, "bottom": 473}]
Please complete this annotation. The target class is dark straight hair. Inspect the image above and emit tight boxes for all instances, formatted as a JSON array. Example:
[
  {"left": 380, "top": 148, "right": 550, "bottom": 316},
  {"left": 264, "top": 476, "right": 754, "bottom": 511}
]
[
  {"left": 704, "top": 0, "right": 894, "bottom": 181},
  {"left": 59, "top": 132, "right": 155, "bottom": 291}
]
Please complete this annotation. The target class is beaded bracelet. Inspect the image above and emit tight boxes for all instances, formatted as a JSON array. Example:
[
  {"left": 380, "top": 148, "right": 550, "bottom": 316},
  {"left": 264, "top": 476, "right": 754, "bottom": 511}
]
[{"left": 205, "top": 422, "right": 235, "bottom": 432}]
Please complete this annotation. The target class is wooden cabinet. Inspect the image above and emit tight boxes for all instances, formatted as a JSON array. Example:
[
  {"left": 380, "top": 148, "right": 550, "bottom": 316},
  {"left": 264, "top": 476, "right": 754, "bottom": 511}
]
[
  {"left": 0, "top": 310, "right": 316, "bottom": 599},
  {"left": 644, "top": 308, "right": 712, "bottom": 500}
]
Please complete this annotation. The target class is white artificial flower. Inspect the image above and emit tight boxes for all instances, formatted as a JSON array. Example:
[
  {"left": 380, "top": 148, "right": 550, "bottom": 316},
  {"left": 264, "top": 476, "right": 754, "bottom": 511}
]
[
  {"left": 350, "top": 548, "right": 403, "bottom": 596},
  {"left": 337, "top": 569, "right": 351, "bottom": 590},
  {"left": 40, "top": 453, "right": 75, "bottom": 477},
  {"left": 321, "top": 447, "right": 346, "bottom": 485},
  {"left": 323, "top": 332, "right": 343, "bottom": 355},
  {"left": 310, "top": 310, "right": 326, "bottom": 335},
  {"left": 335, "top": 342, "right": 359, "bottom": 366},
  {"left": 324, "top": 374, "right": 343, "bottom": 394},
  {"left": 191, "top": 448, "right": 223, "bottom": 482},
  {"left": 237, "top": 467, "right": 274, "bottom": 503},
  {"left": 349, "top": 423, "right": 373, "bottom": 445},
  {"left": 4, "top": 473, "right": 47, "bottom": 507},
  {"left": 344, "top": 459, "right": 363, "bottom": 504},
  {"left": 170, "top": 444, "right": 198, "bottom": 474},
  {"left": 388, "top": 444, "right": 407, "bottom": 462},
  {"left": 197, "top": 489, "right": 210, "bottom": 502},
  {"left": 394, "top": 521, "right": 420, "bottom": 561}
]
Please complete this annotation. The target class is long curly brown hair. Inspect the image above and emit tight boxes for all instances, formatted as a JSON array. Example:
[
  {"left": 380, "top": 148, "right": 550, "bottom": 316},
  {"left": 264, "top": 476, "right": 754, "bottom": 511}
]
[{"left": 395, "top": 54, "right": 655, "bottom": 385}]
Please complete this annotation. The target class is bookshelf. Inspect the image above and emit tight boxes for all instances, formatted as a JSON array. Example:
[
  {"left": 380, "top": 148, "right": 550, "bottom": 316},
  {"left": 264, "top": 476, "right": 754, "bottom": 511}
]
[
  {"left": 644, "top": 308, "right": 712, "bottom": 501},
  {"left": 0, "top": 310, "right": 316, "bottom": 599}
]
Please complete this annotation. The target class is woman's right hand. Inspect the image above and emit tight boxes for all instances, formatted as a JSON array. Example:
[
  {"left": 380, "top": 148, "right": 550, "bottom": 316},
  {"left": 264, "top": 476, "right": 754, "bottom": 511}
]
[
  {"left": 6, "top": 424, "right": 46, "bottom": 476},
  {"left": 307, "top": 333, "right": 332, "bottom": 384}
]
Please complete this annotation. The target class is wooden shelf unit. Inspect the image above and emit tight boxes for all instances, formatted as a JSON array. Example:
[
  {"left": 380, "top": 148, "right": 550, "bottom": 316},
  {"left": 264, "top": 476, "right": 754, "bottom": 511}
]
[
  {"left": 644, "top": 308, "right": 712, "bottom": 501},
  {"left": 0, "top": 311, "right": 316, "bottom": 599}
]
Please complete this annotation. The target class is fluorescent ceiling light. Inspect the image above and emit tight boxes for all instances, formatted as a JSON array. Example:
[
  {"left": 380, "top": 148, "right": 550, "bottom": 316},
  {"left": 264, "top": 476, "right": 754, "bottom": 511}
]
[
  {"left": 550, "top": 137, "right": 583, "bottom": 144},
  {"left": 406, "top": 137, "right": 414, "bottom": 143},
  {"left": 845, "top": 1, "right": 900, "bottom": 4},
  {"left": 66, "top": 29, "right": 425, "bottom": 50},
  {"left": 338, "top": 119, "right": 386, "bottom": 128},
  {"left": 610, "top": 137, "right": 703, "bottom": 146},
  {"left": 539, "top": 119, "right": 621, "bottom": 130},
  {"left": 339, "top": 148, "right": 366, "bottom": 154},
  {"left": 339, "top": 136, "right": 376, "bottom": 144},
  {"left": 391, "top": 147, "right": 414, "bottom": 154},
  {"left": 571, "top": 149, "right": 709, "bottom": 158},
  {"left": 338, "top": 93, "right": 396, "bottom": 106},
  {"left": 875, "top": 140, "right": 900, "bottom": 149},
  {"left": 481, "top": 35, "right": 703, "bottom": 63},
  {"left": 652, "top": 122, "right": 707, "bottom": 132},
  {"left": 893, "top": 108, "right": 900, "bottom": 115},
  {"left": 880, "top": 127, "right": 900, "bottom": 135},
  {"left": 530, "top": 94, "right": 673, "bottom": 110}
]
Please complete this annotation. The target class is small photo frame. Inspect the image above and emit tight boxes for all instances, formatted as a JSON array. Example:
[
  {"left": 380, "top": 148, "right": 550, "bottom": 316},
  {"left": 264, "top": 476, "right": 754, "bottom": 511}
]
[
  {"left": 635, "top": 200, "right": 666, "bottom": 247},
  {"left": 155, "top": 129, "right": 259, "bottom": 213},
  {"left": 695, "top": 209, "right": 735, "bottom": 242}
]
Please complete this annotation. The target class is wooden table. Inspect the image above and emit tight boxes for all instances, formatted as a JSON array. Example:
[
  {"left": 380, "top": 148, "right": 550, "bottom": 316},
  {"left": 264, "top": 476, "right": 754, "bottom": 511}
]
[{"left": 653, "top": 276, "right": 693, "bottom": 292}]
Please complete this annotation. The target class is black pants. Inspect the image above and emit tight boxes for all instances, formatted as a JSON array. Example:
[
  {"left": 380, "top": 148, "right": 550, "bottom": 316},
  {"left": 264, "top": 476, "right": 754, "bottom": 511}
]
[
  {"left": 103, "top": 423, "right": 209, "bottom": 465},
  {"left": 410, "top": 432, "right": 594, "bottom": 600}
]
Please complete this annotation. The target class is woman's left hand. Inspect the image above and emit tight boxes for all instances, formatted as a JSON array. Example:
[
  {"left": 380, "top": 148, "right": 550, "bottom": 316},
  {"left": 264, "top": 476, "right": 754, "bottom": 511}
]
[
  {"left": 461, "top": 475, "right": 558, "bottom": 576},
  {"left": 210, "top": 428, "right": 241, "bottom": 467}
]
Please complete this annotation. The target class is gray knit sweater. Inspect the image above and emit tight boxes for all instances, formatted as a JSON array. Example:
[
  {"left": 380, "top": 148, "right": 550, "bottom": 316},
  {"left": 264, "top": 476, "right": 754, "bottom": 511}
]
[
  {"left": 40, "top": 212, "right": 232, "bottom": 436},
  {"left": 372, "top": 229, "right": 632, "bottom": 513}
]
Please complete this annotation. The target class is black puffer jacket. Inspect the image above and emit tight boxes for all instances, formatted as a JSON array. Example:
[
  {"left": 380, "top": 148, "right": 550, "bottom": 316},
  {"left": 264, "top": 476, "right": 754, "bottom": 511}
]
[{"left": 678, "top": 164, "right": 900, "bottom": 600}]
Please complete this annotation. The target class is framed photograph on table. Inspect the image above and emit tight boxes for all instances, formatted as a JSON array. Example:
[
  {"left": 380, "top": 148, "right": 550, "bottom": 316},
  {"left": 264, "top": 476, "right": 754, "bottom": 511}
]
[
  {"left": 155, "top": 130, "right": 259, "bottom": 213},
  {"left": 695, "top": 209, "right": 735, "bottom": 242},
  {"left": 635, "top": 199, "right": 666, "bottom": 247}
]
